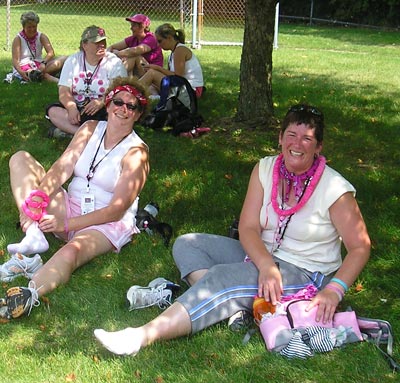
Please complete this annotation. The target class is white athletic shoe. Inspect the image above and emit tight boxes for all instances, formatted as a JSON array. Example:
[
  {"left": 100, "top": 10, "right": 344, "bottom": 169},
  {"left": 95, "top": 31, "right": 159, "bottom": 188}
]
[
  {"left": 0, "top": 253, "right": 43, "bottom": 282},
  {"left": 126, "top": 277, "right": 180, "bottom": 310}
]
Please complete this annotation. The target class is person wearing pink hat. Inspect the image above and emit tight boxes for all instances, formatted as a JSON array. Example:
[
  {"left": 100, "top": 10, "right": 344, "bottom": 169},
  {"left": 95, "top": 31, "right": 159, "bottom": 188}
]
[{"left": 107, "top": 13, "right": 163, "bottom": 77}]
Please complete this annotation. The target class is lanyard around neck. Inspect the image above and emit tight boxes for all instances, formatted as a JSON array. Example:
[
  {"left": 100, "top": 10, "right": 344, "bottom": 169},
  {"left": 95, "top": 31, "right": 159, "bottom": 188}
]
[
  {"left": 86, "top": 128, "right": 129, "bottom": 188},
  {"left": 83, "top": 53, "right": 102, "bottom": 92},
  {"left": 21, "top": 31, "right": 37, "bottom": 58}
]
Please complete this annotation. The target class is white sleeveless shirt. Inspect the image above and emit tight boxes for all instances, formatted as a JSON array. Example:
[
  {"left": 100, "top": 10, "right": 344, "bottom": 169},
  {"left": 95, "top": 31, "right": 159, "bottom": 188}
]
[
  {"left": 259, "top": 155, "right": 356, "bottom": 274},
  {"left": 68, "top": 121, "right": 147, "bottom": 228},
  {"left": 168, "top": 43, "right": 204, "bottom": 89}
]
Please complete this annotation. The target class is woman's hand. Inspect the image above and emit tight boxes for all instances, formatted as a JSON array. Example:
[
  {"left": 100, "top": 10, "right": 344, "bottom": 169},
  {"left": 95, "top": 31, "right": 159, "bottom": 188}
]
[
  {"left": 257, "top": 263, "right": 282, "bottom": 304},
  {"left": 306, "top": 288, "right": 340, "bottom": 324},
  {"left": 67, "top": 106, "right": 81, "bottom": 125},
  {"left": 19, "top": 71, "right": 30, "bottom": 81},
  {"left": 82, "top": 99, "right": 103, "bottom": 116},
  {"left": 38, "top": 214, "right": 64, "bottom": 233}
]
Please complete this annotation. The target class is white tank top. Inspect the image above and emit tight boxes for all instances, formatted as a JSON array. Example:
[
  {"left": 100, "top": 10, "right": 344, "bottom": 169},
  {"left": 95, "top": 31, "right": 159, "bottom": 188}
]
[
  {"left": 68, "top": 121, "right": 147, "bottom": 226},
  {"left": 168, "top": 43, "right": 204, "bottom": 88}
]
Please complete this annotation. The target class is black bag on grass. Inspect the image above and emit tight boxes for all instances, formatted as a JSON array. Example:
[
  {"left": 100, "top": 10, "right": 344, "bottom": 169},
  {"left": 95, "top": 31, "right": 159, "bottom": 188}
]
[{"left": 142, "top": 75, "right": 203, "bottom": 135}]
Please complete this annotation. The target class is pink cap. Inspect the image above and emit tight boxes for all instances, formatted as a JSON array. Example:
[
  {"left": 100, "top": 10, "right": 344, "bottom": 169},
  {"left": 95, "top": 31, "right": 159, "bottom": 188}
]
[{"left": 125, "top": 13, "right": 150, "bottom": 28}]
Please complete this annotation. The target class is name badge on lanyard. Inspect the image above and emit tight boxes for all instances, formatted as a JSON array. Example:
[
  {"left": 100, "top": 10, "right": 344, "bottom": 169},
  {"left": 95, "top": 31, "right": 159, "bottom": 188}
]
[{"left": 81, "top": 188, "right": 95, "bottom": 215}]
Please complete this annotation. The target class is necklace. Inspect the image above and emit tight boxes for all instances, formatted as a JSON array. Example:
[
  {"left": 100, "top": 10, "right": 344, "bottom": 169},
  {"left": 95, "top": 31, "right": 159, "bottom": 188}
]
[
  {"left": 280, "top": 156, "right": 320, "bottom": 203},
  {"left": 83, "top": 53, "right": 103, "bottom": 97},
  {"left": 86, "top": 127, "right": 130, "bottom": 187},
  {"left": 20, "top": 30, "right": 38, "bottom": 58},
  {"left": 271, "top": 154, "right": 326, "bottom": 217},
  {"left": 270, "top": 154, "right": 326, "bottom": 251}
]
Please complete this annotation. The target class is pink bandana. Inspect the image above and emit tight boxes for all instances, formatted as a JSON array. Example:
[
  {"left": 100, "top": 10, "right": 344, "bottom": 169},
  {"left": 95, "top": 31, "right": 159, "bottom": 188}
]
[{"left": 105, "top": 85, "right": 148, "bottom": 108}]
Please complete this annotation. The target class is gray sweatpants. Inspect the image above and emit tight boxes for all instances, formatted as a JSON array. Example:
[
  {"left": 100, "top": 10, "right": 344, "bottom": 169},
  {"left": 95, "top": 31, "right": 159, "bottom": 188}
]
[{"left": 172, "top": 233, "right": 332, "bottom": 334}]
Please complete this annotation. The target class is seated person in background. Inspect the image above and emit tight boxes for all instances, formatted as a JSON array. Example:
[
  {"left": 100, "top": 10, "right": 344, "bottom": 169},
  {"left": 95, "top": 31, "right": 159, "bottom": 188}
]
[
  {"left": 46, "top": 25, "right": 127, "bottom": 138},
  {"left": 139, "top": 23, "right": 204, "bottom": 98},
  {"left": 7, "top": 11, "right": 66, "bottom": 84},
  {"left": 107, "top": 13, "right": 163, "bottom": 77},
  {"left": 94, "top": 104, "right": 371, "bottom": 356}
]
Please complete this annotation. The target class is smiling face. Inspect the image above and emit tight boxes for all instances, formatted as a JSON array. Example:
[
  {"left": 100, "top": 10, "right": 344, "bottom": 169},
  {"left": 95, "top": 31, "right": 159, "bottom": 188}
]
[
  {"left": 279, "top": 123, "right": 323, "bottom": 174},
  {"left": 108, "top": 90, "right": 141, "bottom": 124},
  {"left": 23, "top": 21, "right": 38, "bottom": 39}
]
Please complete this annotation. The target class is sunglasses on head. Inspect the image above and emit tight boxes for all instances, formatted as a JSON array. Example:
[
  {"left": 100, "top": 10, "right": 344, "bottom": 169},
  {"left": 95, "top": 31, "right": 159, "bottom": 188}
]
[
  {"left": 288, "top": 105, "right": 322, "bottom": 117},
  {"left": 112, "top": 98, "right": 139, "bottom": 111}
]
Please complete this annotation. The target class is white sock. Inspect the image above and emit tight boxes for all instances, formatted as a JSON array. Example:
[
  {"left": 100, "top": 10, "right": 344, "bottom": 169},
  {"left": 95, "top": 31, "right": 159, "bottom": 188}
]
[
  {"left": 94, "top": 327, "right": 143, "bottom": 356},
  {"left": 7, "top": 222, "right": 49, "bottom": 255}
]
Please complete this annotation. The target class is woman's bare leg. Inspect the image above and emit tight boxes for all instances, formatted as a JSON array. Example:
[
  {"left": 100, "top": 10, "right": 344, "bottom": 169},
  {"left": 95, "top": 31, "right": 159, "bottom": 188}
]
[
  {"left": 32, "top": 230, "right": 113, "bottom": 297},
  {"left": 45, "top": 56, "right": 67, "bottom": 75},
  {"left": 94, "top": 268, "right": 207, "bottom": 356},
  {"left": 8, "top": 151, "right": 49, "bottom": 254},
  {"left": 9, "top": 151, "right": 46, "bottom": 208},
  {"left": 94, "top": 301, "right": 191, "bottom": 356},
  {"left": 138, "top": 69, "right": 164, "bottom": 92},
  {"left": 186, "top": 269, "right": 208, "bottom": 286},
  {"left": 47, "top": 106, "right": 80, "bottom": 134}
]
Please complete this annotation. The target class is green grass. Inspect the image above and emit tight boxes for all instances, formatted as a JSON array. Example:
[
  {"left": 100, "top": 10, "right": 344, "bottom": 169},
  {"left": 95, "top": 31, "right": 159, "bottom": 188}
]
[{"left": 0, "top": 21, "right": 399, "bottom": 383}]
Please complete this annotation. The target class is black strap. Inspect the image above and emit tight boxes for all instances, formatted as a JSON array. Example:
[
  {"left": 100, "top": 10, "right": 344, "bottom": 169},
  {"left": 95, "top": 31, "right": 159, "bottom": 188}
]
[{"left": 374, "top": 344, "right": 400, "bottom": 372}]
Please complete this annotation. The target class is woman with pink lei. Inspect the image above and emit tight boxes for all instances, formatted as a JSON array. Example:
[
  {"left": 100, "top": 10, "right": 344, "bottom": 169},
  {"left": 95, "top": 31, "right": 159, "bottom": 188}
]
[
  {"left": 0, "top": 77, "right": 149, "bottom": 320},
  {"left": 94, "top": 104, "right": 371, "bottom": 356},
  {"left": 8, "top": 11, "right": 66, "bottom": 84}
]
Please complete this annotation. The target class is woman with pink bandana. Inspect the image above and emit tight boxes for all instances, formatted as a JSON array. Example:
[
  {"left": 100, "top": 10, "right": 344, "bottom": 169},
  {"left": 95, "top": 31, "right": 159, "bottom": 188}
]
[{"left": 0, "top": 77, "right": 149, "bottom": 320}]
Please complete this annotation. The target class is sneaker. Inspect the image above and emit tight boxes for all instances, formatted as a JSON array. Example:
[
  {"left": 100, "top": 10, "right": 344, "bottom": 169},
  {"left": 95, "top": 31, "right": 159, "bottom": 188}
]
[
  {"left": 47, "top": 125, "right": 73, "bottom": 139},
  {"left": 0, "top": 253, "right": 43, "bottom": 282},
  {"left": 3, "top": 73, "right": 13, "bottom": 84},
  {"left": 0, "top": 281, "right": 40, "bottom": 319},
  {"left": 126, "top": 277, "right": 180, "bottom": 311},
  {"left": 228, "top": 310, "right": 253, "bottom": 332}
]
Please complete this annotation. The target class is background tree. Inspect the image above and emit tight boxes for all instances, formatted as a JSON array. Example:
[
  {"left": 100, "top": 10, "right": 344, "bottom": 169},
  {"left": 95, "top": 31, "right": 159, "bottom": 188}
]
[{"left": 236, "top": 0, "right": 278, "bottom": 128}]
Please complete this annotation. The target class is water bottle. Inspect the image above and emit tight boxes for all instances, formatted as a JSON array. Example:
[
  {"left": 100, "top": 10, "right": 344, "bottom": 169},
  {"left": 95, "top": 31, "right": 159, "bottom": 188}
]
[
  {"left": 143, "top": 202, "right": 159, "bottom": 218},
  {"left": 142, "top": 202, "right": 159, "bottom": 235}
]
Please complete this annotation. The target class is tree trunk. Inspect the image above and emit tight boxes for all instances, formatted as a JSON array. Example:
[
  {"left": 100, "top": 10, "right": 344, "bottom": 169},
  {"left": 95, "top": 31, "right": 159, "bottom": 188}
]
[{"left": 236, "top": 0, "right": 278, "bottom": 128}]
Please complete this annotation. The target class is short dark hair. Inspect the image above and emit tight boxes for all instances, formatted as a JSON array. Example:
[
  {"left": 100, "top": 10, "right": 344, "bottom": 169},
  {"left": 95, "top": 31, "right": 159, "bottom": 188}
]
[{"left": 281, "top": 104, "right": 324, "bottom": 143}]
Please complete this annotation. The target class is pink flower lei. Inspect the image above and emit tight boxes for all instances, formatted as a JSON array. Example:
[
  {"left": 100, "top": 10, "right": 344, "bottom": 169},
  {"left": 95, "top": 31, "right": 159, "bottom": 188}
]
[{"left": 271, "top": 153, "right": 326, "bottom": 217}]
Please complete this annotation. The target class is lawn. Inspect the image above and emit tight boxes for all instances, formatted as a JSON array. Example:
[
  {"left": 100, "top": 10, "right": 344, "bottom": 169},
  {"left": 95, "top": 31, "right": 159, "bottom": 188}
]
[{"left": 0, "top": 21, "right": 399, "bottom": 383}]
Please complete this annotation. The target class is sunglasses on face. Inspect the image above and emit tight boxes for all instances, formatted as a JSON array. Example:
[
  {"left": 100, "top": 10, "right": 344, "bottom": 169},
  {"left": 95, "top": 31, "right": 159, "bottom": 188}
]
[
  {"left": 112, "top": 98, "right": 139, "bottom": 111},
  {"left": 288, "top": 105, "right": 323, "bottom": 117}
]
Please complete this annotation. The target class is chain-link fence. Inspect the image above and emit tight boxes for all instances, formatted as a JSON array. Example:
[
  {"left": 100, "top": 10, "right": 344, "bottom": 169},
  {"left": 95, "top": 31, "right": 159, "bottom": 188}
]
[{"left": 0, "top": 0, "right": 245, "bottom": 52}]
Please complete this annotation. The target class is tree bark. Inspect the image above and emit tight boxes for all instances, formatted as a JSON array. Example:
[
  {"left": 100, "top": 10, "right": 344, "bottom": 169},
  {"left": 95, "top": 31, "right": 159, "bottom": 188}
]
[{"left": 236, "top": 0, "right": 278, "bottom": 128}]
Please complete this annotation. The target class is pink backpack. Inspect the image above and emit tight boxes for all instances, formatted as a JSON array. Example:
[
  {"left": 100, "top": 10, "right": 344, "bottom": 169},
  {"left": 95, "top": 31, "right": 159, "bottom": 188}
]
[{"left": 258, "top": 298, "right": 398, "bottom": 370}]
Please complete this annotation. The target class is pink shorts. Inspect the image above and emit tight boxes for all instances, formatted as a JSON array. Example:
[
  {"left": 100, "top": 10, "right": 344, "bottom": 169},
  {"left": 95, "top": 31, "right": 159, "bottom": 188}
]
[
  {"left": 61, "top": 189, "right": 136, "bottom": 253},
  {"left": 20, "top": 60, "right": 41, "bottom": 72}
]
